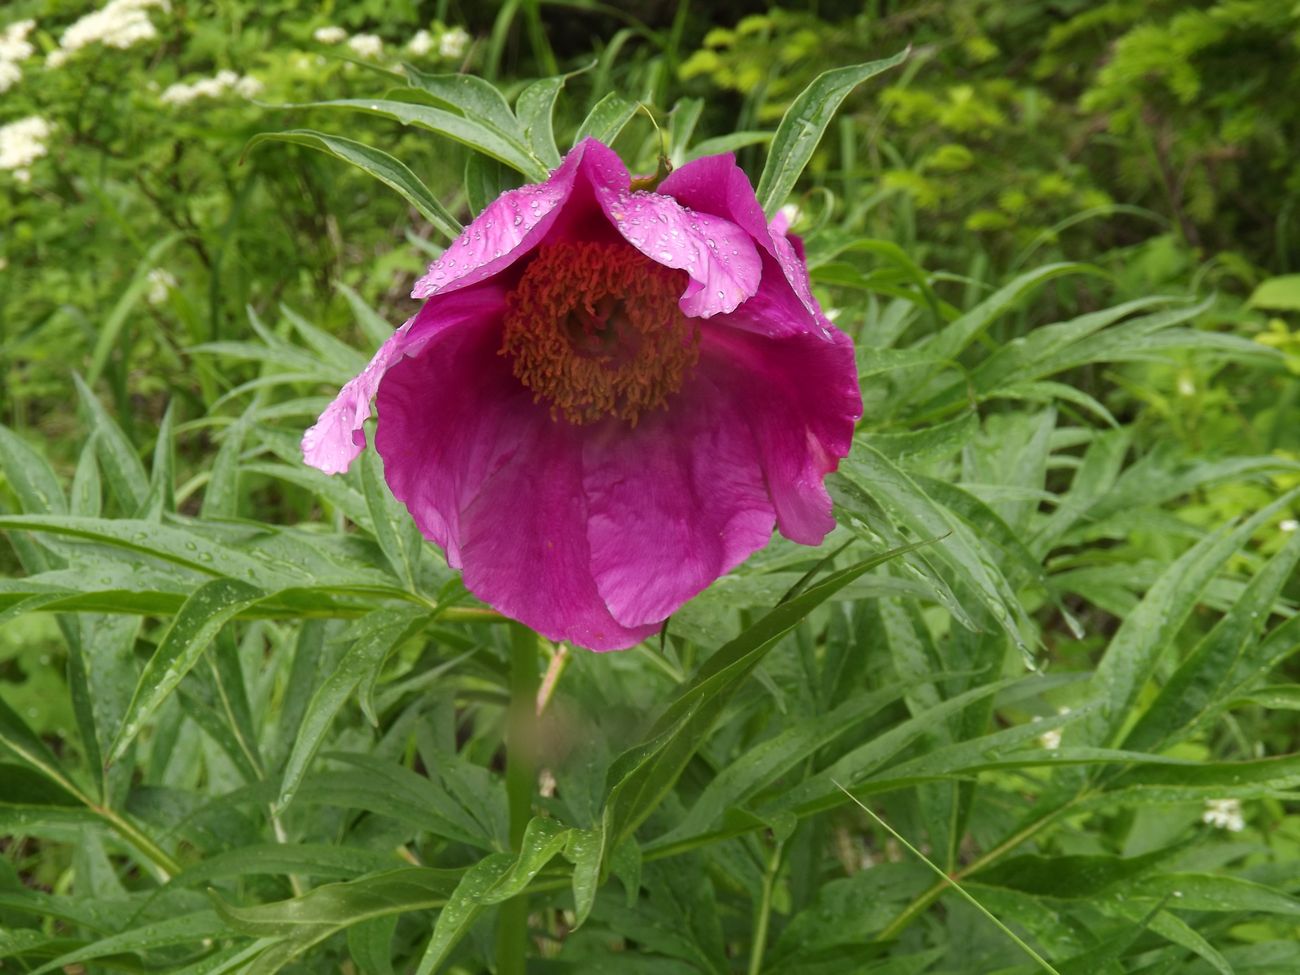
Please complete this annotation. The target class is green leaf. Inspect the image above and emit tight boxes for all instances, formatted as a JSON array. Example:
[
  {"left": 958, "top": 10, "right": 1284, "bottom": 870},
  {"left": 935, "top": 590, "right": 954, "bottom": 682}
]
[
  {"left": 401, "top": 66, "right": 524, "bottom": 141},
  {"left": 0, "top": 696, "right": 86, "bottom": 801},
  {"left": 247, "top": 131, "right": 461, "bottom": 240},
  {"left": 969, "top": 846, "right": 1182, "bottom": 899},
  {"left": 29, "top": 911, "right": 227, "bottom": 975},
  {"left": 1082, "top": 486, "right": 1300, "bottom": 748},
  {"left": 0, "top": 424, "right": 66, "bottom": 515},
  {"left": 574, "top": 92, "right": 638, "bottom": 147},
  {"left": 289, "top": 99, "right": 547, "bottom": 180},
  {"left": 276, "top": 609, "right": 428, "bottom": 811},
  {"left": 361, "top": 449, "right": 421, "bottom": 591},
  {"left": 755, "top": 49, "right": 909, "bottom": 216},
  {"left": 415, "top": 817, "right": 574, "bottom": 975},
  {"left": 85, "top": 234, "right": 181, "bottom": 386},
  {"left": 109, "top": 578, "right": 268, "bottom": 763},
  {"left": 603, "top": 543, "right": 921, "bottom": 860},
  {"left": 515, "top": 75, "right": 564, "bottom": 168},
  {"left": 1249, "top": 274, "right": 1300, "bottom": 311},
  {"left": 1122, "top": 529, "right": 1300, "bottom": 753},
  {"left": 348, "top": 915, "right": 397, "bottom": 975},
  {"left": 464, "top": 152, "right": 516, "bottom": 216},
  {"left": 73, "top": 374, "right": 149, "bottom": 514}
]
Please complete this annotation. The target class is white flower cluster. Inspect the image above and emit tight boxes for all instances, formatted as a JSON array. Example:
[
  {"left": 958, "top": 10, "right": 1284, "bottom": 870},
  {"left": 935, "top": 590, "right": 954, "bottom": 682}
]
[
  {"left": 347, "top": 33, "right": 383, "bottom": 59},
  {"left": 313, "top": 25, "right": 347, "bottom": 45},
  {"left": 0, "top": 19, "right": 37, "bottom": 94},
  {"left": 438, "top": 27, "right": 470, "bottom": 59},
  {"left": 0, "top": 116, "right": 53, "bottom": 183},
  {"left": 160, "top": 68, "right": 262, "bottom": 106},
  {"left": 57, "top": 0, "right": 167, "bottom": 57},
  {"left": 146, "top": 268, "right": 176, "bottom": 305},
  {"left": 315, "top": 24, "right": 470, "bottom": 61},
  {"left": 1202, "top": 798, "right": 1245, "bottom": 832}
]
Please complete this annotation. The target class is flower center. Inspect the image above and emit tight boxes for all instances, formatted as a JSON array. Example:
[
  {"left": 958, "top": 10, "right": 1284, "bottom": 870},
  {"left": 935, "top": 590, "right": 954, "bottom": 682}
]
[{"left": 500, "top": 240, "right": 700, "bottom": 425}]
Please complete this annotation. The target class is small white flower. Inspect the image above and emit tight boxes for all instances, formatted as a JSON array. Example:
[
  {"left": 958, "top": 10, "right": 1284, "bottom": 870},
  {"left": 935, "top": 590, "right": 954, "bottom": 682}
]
[
  {"left": 146, "top": 268, "right": 176, "bottom": 306},
  {"left": 59, "top": 0, "right": 166, "bottom": 54},
  {"left": 1202, "top": 798, "right": 1244, "bottom": 832},
  {"left": 46, "top": 49, "right": 69, "bottom": 69},
  {"left": 347, "top": 33, "right": 383, "bottom": 59},
  {"left": 0, "top": 19, "right": 36, "bottom": 61},
  {"left": 1281, "top": 519, "right": 1299, "bottom": 533},
  {"left": 1035, "top": 706, "right": 1070, "bottom": 751},
  {"left": 407, "top": 29, "right": 433, "bottom": 56},
  {"left": 0, "top": 115, "right": 53, "bottom": 171},
  {"left": 235, "top": 74, "right": 263, "bottom": 98},
  {"left": 13, "top": 167, "right": 31, "bottom": 184},
  {"left": 313, "top": 25, "right": 347, "bottom": 45},
  {"left": 1176, "top": 375, "right": 1196, "bottom": 397},
  {"left": 0, "top": 59, "right": 20, "bottom": 93},
  {"left": 438, "top": 26, "right": 470, "bottom": 59},
  {"left": 160, "top": 81, "right": 195, "bottom": 105},
  {"left": 214, "top": 68, "right": 238, "bottom": 87}
]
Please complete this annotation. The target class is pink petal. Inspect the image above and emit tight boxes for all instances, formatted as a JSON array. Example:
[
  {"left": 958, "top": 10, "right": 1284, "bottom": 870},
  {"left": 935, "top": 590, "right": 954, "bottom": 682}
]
[
  {"left": 373, "top": 304, "right": 527, "bottom": 566},
  {"left": 660, "top": 153, "right": 825, "bottom": 325},
  {"left": 412, "top": 138, "right": 630, "bottom": 300},
  {"left": 301, "top": 283, "right": 507, "bottom": 475},
  {"left": 458, "top": 416, "right": 662, "bottom": 651},
  {"left": 590, "top": 183, "right": 761, "bottom": 318},
  {"left": 582, "top": 373, "right": 776, "bottom": 627},
  {"left": 699, "top": 324, "right": 860, "bottom": 545}
]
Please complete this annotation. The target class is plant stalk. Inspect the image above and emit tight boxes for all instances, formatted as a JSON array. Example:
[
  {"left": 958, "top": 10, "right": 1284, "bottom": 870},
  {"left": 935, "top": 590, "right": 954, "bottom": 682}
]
[{"left": 496, "top": 624, "right": 540, "bottom": 975}]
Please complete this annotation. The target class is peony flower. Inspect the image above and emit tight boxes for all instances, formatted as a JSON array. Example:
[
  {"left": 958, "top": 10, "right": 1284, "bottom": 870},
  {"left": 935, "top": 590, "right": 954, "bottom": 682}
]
[{"left": 302, "top": 139, "right": 860, "bottom": 650}]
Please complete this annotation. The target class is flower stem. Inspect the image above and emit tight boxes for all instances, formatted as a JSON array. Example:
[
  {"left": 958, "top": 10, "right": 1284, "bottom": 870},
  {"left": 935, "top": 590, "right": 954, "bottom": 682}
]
[
  {"left": 747, "top": 838, "right": 784, "bottom": 975},
  {"left": 497, "top": 624, "right": 540, "bottom": 975}
]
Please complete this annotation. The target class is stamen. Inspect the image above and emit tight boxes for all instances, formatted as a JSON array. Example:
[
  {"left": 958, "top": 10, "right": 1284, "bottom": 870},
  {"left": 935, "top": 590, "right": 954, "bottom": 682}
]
[{"left": 500, "top": 241, "right": 700, "bottom": 425}]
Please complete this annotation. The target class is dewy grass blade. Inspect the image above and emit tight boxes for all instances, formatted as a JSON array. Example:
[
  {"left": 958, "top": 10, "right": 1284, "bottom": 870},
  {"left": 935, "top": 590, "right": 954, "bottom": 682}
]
[{"left": 834, "top": 782, "right": 1063, "bottom": 975}]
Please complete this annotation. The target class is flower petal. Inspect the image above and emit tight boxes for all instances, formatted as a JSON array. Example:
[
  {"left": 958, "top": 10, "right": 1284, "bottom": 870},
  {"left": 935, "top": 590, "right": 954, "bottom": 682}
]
[
  {"left": 302, "top": 283, "right": 507, "bottom": 475},
  {"left": 699, "top": 324, "right": 860, "bottom": 545},
  {"left": 373, "top": 301, "right": 525, "bottom": 566},
  {"left": 458, "top": 416, "right": 662, "bottom": 651},
  {"left": 582, "top": 373, "right": 776, "bottom": 628},
  {"left": 591, "top": 184, "right": 761, "bottom": 318},
  {"left": 660, "top": 152, "right": 824, "bottom": 325},
  {"left": 412, "top": 137, "right": 630, "bottom": 300}
]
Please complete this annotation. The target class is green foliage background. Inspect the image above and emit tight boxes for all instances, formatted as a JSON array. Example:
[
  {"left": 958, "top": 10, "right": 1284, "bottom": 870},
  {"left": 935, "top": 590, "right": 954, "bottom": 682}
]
[{"left": 2, "top": 2, "right": 1299, "bottom": 973}]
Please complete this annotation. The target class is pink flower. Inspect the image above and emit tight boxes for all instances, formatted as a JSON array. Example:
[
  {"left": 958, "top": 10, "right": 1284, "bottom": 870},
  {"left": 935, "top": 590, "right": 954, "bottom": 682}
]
[{"left": 303, "top": 139, "right": 860, "bottom": 650}]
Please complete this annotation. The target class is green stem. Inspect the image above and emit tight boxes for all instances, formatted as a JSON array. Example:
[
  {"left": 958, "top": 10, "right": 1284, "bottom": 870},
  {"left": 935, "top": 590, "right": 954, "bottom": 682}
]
[
  {"left": 874, "top": 793, "right": 1087, "bottom": 943},
  {"left": 748, "top": 839, "right": 784, "bottom": 975},
  {"left": 497, "top": 625, "right": 540, "bottom": 975},
  {"left": 92, "top": 803, "right": 182, "bottom": 879}
]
